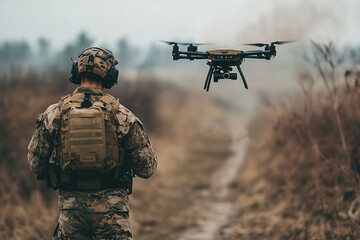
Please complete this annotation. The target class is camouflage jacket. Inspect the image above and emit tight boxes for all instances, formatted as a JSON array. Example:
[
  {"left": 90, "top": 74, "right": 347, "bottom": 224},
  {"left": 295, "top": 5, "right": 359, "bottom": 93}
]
[{"left": 27, "top": 87, "right": 157, "bottom": 212}]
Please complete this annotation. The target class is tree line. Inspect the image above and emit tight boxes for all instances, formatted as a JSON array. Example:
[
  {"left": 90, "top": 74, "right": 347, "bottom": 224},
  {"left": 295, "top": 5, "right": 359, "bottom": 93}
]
[{"left": 0, "top": 32, "right": 173, "bottom": 72}]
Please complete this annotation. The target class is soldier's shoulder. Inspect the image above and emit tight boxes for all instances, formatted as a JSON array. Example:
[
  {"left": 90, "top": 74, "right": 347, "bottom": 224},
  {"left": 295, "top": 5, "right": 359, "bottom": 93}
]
[
  {"left": 115, "top": 103, "right": 142, "bottom": 136},
  {"left": 116, "top": 104, "right": 139, "bottom": 124},
  {"left": 41, "top": 103, "right": 60, "bottom": 120},
  {"left": 40, "top": 103, "right": 61, "bottom": 130}
]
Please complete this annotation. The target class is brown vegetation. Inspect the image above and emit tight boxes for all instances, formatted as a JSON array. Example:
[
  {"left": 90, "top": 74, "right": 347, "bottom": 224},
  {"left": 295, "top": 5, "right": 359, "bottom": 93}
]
[
  {"left": 224, "top": 43, "right": 360, "bottom": 239},
  {"left": 0, "top": 69, "right": 232, "bottom": 239}
]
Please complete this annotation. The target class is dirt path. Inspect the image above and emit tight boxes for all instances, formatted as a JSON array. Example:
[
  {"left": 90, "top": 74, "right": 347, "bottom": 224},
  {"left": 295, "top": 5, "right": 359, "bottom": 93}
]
[{"left": 172, "top": 120, "right": 250, "bottom": 240}]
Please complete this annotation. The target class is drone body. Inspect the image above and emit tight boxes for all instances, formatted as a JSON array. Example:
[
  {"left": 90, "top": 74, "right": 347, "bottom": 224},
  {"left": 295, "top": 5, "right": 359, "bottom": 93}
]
[
  {"left": 207, "top": 49, "right": 243, "bottom": 62},
  {"left": 162, "top": 40, "right": 292, "bottom": 91}
]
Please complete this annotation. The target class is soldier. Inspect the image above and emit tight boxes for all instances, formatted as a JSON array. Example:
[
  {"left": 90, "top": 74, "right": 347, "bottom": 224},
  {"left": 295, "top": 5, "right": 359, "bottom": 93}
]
[{"left": 27, "top": 47, "right": 157, "bottom": 240}]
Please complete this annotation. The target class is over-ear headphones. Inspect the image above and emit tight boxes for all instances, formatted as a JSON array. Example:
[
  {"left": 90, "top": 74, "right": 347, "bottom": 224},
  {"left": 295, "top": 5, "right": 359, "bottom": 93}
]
[
  {"left": 103, "top": 65, "right": 119, "bottom": 89},
  {"left": 69, "top": 61, "right": 80, "bottom": 84},
  {"left": 69, "top": 47, "right": 119, "bottom": 89}
]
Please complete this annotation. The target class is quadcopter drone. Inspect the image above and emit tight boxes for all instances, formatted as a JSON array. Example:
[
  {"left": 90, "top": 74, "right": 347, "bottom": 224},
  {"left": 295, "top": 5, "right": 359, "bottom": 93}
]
[{"left": 162, "top": 40, "right": 292, "bottom": 91}]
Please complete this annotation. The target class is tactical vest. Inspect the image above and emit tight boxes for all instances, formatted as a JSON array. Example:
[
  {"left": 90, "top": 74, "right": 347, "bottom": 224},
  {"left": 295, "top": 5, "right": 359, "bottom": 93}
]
[{"left": 56, "top": 93, "right": 123, "bottom": 177}]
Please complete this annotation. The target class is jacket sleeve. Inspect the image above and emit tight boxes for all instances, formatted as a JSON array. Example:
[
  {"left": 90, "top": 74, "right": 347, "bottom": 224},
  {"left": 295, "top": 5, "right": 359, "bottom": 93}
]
[
  {"left": 124, "top": 120, "right": 157, "bottom": 179},
  {"left": 27, "top": 104, "right": 60, "bottom": 177}
]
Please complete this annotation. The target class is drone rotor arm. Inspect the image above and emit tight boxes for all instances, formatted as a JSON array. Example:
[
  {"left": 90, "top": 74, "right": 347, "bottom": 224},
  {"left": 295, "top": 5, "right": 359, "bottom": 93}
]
[
  {"left": 176, "top": 51, "right": 209, "bottom": 60},
  {"left": 241, "top": 50, "right": 276, "bottom": 60},
  {"left": 176, "top": 56, "right": 208, "bottom": 60},
  {"left": 243, "top": 55, "right": 267, "bottom": 59},
  {"left": 242, "top": 50, "right": 266, "bottom": 56}
]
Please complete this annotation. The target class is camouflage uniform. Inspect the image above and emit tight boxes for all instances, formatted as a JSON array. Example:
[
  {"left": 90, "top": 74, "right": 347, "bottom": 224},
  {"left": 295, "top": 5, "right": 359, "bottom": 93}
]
[{"left": 28, "top": 87, "right": 157, "bottom": 240}]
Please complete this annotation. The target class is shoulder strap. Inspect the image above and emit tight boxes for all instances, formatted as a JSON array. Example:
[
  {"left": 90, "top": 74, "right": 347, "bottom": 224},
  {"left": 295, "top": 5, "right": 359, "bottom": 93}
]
[
  {"left": 100, "top": 94, "right": 116, "bottom": 104},
  {"left": 99, "top": 94, "right": 119, "bottom": 113},
  {"left": 59, "top": 94, "right": 71, "bottom": 101},
  {"left": 59, "top": 94, "right": 71, "bottom": 108},
  {"left": 59, "top": 94, "right": 83, "bottom": 114}
]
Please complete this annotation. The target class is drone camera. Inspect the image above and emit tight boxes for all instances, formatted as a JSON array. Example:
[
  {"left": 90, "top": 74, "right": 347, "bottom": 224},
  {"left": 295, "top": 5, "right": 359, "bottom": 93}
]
[{"left": 214, "top": 72, "right": 237, "bottom": 82}]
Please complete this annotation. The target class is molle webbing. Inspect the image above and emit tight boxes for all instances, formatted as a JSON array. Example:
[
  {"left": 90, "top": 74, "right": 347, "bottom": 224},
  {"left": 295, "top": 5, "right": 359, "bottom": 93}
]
[{"left": 57, "top": 93, "right": 121, "bottom": 175}]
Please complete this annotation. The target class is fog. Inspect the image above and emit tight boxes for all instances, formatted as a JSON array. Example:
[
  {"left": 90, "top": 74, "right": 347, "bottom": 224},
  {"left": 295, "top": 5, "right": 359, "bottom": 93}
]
[
  {"left": 1, "top": 0, "right": 357, "bottom": 50},
  {"left": 1, "top": 0, "right": 359, "bottom": 116}
]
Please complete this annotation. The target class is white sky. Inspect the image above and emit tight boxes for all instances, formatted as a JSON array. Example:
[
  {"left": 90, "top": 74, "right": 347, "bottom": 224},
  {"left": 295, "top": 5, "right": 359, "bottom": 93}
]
[{"left": 1, "top": 0, "right": 359, "bottom": 50}]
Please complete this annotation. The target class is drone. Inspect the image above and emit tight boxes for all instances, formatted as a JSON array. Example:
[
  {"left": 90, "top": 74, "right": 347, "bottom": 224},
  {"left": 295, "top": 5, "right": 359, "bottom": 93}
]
[{"left": 162, "top": 40, "right": 293, "bottom": 91}]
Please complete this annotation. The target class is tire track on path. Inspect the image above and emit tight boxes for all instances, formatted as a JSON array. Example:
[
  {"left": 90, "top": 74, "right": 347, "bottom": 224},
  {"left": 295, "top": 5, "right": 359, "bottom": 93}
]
[{"left": 172, "top": 119, "right": 250, "bottom": 240}]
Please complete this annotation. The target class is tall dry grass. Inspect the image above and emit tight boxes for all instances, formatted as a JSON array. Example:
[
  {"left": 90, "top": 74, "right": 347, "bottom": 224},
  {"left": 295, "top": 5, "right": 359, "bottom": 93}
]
[{"left": 225, "top": 42, "right": 360, "bottom": 239}]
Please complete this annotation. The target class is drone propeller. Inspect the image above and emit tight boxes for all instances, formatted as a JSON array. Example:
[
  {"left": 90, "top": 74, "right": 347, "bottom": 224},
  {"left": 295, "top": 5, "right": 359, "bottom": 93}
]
[
  {"left": 177, "top": 42, "right": 210, "bottom": 46},
  {"left": 160, "top": 40, "right": 211, "bottom": 46},
  {"left": 243, "top": 43, "right": 268, "bottom": 47},
  {"left": 243, "top": 40, "right": 295, "bottom": 47},
  {"left": 160, "top": 40, "right": 178, "bottom": 45},
  {"left": 271, "top": 40, "right": 294, "bottom": 45}
]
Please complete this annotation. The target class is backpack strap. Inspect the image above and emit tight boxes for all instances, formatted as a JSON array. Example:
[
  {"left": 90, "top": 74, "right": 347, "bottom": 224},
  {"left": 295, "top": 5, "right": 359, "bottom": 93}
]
[
  {"left": 59, "top": 94, "right": 83, "bottom": 114},
  {"left": 59, "top": 94, "right": 71, "bottom": 102},
  {"left": 99, "top": 94, "right": 120, "bottom": 113}
]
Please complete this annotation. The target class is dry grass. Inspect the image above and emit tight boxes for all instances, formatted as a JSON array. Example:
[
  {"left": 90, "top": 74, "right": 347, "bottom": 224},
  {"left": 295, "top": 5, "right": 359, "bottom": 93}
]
[
  {"left": 0, "top": 70, "right": 232, "bottom": 239},
  {"left": 224, "top": 43, "right": 360, "bottom": 239}
]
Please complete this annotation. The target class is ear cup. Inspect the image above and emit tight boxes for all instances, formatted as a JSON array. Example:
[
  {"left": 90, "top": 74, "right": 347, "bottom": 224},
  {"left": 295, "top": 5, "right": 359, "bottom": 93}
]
[
  {"left": 103, "top": 65, "right": 119, "bottom": 89},
  {"left": 69, "top": 61, "right": 81, "bottom": 84}
]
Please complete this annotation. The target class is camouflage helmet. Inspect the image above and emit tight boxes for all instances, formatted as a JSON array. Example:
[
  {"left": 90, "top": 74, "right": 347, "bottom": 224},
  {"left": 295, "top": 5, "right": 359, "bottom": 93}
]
[
  {"left": 69, "top": 47, "right": 119, "bottom": 89},
  {"left": 77, "top": 47, "right": 118, "bottom": 78}
]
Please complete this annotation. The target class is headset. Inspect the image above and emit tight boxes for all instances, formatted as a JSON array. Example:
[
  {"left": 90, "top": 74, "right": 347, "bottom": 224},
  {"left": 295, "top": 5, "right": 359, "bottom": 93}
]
[{"left": 69, "top": 47, "right": 119, "bottom": 89}]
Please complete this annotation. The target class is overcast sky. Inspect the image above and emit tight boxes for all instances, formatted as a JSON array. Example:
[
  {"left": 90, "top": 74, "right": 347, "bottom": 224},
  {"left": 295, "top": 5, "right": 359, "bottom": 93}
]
[{"left": 0, "top": 0, "right": 359, "bottom": 50}]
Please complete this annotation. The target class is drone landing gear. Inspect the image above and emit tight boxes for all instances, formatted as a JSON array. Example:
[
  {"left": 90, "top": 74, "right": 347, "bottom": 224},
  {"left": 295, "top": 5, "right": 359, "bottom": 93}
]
[
  {"left": 236, "top": 64, "right": 248, "bottom": 89},
  {"left": 204, "top": 65, "right": 215, "bottom": 91},
  {"left": 203, "top": 64, "right": 249, "bottom": 91}
]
